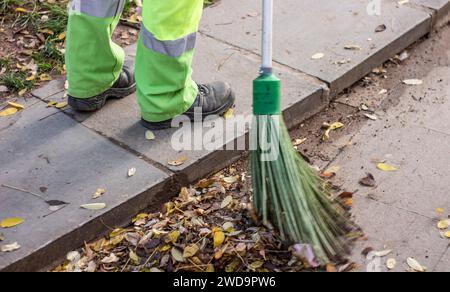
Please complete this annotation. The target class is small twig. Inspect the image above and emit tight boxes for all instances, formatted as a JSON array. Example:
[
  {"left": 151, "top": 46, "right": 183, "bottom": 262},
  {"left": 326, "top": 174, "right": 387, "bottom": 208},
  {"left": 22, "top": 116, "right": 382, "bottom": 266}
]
[
  {"left": 187, "top": 259, "right": 206, "bottom": 272},
  {"left": 231, "top": 238, "right": 256, "bottom": 243},
  {"left": 121, "top": 258, "right": 131, "bottom": 272},
  {"left": 1, "top": 183, "right": 45, "bottom": 200},
  {"left": 232, "top": 246, "right": 247, "bottom": 266},
  {"left": 99, "top": 218, "right": 115, "bottom": 231},
  {"left": 193, "top": 234, "right": 208, "bottom": 245},
  {"left": 141, "top": 248, "right": 157, "bottom": 268},
  {"left": 42, "top": 204, "right": 68, "bottom": 218},
  {"left": 175, "top": 263, "right": 209, "bottom": 272}
]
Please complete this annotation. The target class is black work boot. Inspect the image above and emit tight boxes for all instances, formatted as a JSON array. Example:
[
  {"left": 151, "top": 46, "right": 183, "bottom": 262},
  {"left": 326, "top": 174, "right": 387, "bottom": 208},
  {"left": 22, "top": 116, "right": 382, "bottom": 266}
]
[
  {"left": 141, "top": 81, "right": 236, "bottom": 130},
  {"left": 68, "top": 66, "right": 136, "bottom": 112}
]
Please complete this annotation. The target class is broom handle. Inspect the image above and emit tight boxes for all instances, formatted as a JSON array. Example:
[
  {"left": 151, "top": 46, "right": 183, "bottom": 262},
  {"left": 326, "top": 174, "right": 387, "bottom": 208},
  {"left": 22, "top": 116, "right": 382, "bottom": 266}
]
[{"left": 261, "top": 0, "right": 273, "bottom": 72}]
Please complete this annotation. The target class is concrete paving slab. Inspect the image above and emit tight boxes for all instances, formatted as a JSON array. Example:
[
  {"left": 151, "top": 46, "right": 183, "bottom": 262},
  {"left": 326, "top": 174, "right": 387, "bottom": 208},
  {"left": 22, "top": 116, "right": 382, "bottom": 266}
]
[
  {"left": 330, "top": 64, "right": 450, "bottom": 217},
  {"left": 322, "top": 49, "right": 450, "bottom": 272},
  {"left": 201, "top": 0, "right": 431, "bottom": 95},
  {"left": 0, "top": 101, "right": 169, "bottom": 271},
  {"left": 31, "top": 78, "right": 66, "bottom": 100},
  {"left": 410, "top": 0, "right": 450, "bottom": 26},
  {"left": 433, "top": 248, "right": 450, "bottom": 272},
  {"left": 349, "top": 197, "right": 427, "bottom": 272},
  {"left": 62, "top": 35, "right": 325, "bottom": 183},
  {"left": 336, "top": 25, "right": 450, "bottom": 110},
  {"left": 411, "top": 0, "right": 450, "bottom": 11},
  {"left": 332, "top": 123, "right": 450, "bottom": 217},
  {"left": 349, "top": 170, "right": 449, "bottom": 272}
]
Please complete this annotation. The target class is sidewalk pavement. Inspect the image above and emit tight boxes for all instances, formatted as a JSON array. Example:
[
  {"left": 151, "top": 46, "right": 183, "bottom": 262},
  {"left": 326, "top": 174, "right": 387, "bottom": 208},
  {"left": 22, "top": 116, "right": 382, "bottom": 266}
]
[
  {"left": 1, "top": 0, "right": 449, "bottom": 271},
  {"left": 331, "top": 26, "right": 450, "bottom": 271}
]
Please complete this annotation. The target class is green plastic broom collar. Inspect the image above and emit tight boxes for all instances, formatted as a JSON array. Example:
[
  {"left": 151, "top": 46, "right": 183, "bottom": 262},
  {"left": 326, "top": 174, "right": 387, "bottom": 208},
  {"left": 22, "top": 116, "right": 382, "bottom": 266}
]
[{"left": 253, "top": 72, "right": 281, "bottom": 115}]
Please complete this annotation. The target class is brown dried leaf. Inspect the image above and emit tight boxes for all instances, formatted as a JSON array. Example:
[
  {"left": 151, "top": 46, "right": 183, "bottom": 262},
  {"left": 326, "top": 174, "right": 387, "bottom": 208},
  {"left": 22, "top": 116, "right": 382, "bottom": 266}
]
[{"left": 359, "top": 173, "right": 376, "bottom": 187}]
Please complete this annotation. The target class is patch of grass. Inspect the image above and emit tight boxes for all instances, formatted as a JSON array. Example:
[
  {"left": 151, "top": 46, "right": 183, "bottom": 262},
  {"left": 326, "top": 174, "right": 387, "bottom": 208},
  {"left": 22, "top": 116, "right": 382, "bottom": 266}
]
[
  {"left": 0, "top": 71, "right": 34, "bottom": 92},
  {"left": 40, "top": 2, "right": 68, "bottom": 35},
  {"left": 12, "top": 3, "right": 41, "bottom": 31},
  {"left": 0, "top": 0, "right": 23, "bottom": 15},
  {"left": 32, "top": 39, "right": 64, "bottom": 73},
  {"left": 0, "top": 57, "right": 11, "bottom": 69}
]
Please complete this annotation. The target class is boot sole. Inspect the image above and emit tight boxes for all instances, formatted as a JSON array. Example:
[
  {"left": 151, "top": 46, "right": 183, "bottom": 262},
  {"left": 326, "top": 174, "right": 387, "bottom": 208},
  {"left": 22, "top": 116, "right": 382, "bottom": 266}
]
[
  {"left": 142, "top": 90, "right": 236, "bottom": 131},
  {"left": 68, "top": 84, "right": 136, "bottom": 112}
]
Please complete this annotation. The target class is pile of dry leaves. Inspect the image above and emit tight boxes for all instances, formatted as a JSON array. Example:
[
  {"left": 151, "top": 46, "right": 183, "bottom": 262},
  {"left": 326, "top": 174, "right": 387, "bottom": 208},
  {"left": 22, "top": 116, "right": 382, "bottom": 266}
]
[{"left": 53, "top": 163, "right": 355, "bottom": 273}]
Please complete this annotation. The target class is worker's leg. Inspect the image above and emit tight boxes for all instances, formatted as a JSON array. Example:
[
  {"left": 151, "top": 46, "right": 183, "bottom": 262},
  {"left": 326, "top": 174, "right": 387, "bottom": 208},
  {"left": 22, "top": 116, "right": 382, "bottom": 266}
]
[
  {"left": 136, "top": 0, "right": 204, "bottom": 122},
  {"left": 66, "top": 0, "right": 126, "bottom": 98}
]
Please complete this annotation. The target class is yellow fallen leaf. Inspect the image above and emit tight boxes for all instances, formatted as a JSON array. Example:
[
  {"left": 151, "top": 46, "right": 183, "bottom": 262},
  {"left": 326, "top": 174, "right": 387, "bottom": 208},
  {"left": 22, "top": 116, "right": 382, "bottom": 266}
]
[
  {"left": 131, "top": 213, "right": 148, "bottom": 223},
  {"left": 437, "top": 220, "right": 449, "bottom": 230},
  {"left": 55, "top": 101, "right": 68, "bottom": 109},
  {"left": 108, "top": 233, "right": 125, "bottom": 246},
  {"left": 91, "top": 238, "right": 106, "bottom": 252},
  {"left": 47, "top": 101, "right": 58, "bottom": 107},
  {"left": 58, "top": 32, "right": 66, "bottom": 40},
  {"left": 213, "top": 229, "right": 225, "bottom": 248},
  {"left": 323, "top": 122, "right": 344, "bottom": 140},
  {"left": 436, "top": 208, "right": 444, "bottom": 215},
  {"left": 129, "top": 250, "right": 140, "bottom": 264},
  {"left": 7, "top": 102, "right": 25, "bottom": 110},
  {"left": 167, "top": 230, "right": 180, "bottom": 244},
  {"left": 249, "top": 261, "right": 264, "bottom": 270},
  {"left": 15, "top": 7, "right": 28, "bottom": 13},
  {"left": 223, "top": 108, "right": 234, "bottom": 120},
  {"left": 444, "top": 231, "right": 450, "bottom": 239},
  {"left": 377, "top": 163, "right": 399, "bottom": 172},
  {"left": 160, "top": 245, "right": 171, "bottom": 252},
  {"left": 18, "top": 89, "right": 27, "bottom": 96},
  {"left": 109, "top": 228, "right": 125, "bottom": 238},
  {"left": 0, "top": 217, "right": 25, "bottom": 228},
  {"left": 39, "top": 74, "right": 52, "bottom": 81},
  {"left": 26, "top": 74, "right": 36, "bottom": 81},
  {"left": 168, "top": 155, "right": 188, "bottom": 166},
  {"left": 0, "top": 108, "right": 18, "bottom": 117}
]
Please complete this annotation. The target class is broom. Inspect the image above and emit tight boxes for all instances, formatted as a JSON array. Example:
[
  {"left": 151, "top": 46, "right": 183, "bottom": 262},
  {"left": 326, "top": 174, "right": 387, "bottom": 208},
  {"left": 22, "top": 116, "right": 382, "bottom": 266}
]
[{"left": 250, "top": 0, "right": 354, "bottom": 265}]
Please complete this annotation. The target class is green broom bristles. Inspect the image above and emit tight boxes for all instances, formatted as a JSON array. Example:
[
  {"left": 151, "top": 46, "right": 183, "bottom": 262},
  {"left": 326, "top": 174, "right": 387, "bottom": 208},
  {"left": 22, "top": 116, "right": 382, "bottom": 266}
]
[{"left": 251, "top": 115, "right": 354, "bottom": 264}]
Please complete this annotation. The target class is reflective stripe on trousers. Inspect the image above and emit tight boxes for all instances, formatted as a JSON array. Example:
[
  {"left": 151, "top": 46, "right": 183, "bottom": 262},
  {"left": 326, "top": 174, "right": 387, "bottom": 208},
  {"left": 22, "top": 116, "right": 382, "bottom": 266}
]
[
  {"left": 140, "top": 26, "right": 197, "bottom": 58},
  {"left": 70, "top": 0, "right": 125, "bottom": 18}
]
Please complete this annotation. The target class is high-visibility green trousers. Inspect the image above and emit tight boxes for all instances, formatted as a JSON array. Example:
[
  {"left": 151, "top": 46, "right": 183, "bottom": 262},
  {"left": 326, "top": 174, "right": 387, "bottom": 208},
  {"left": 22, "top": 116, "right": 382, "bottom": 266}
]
[{"left": 66, "top": 0, "right": 203, "bottom": 122}]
